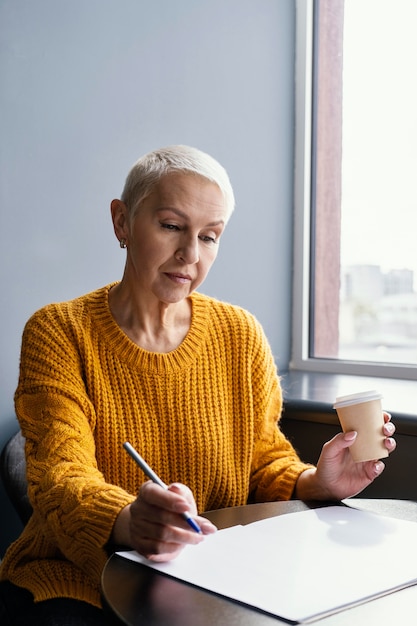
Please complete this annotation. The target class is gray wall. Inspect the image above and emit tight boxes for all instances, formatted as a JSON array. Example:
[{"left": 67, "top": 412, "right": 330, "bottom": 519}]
[{"left": 0, "top": 0, "right": 295, "bottom": 553}]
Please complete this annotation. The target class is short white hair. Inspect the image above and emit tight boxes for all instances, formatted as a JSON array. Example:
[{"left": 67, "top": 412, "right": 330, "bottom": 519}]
[{"left": 120, "top": 145, "right": 235, "bottom": 221}]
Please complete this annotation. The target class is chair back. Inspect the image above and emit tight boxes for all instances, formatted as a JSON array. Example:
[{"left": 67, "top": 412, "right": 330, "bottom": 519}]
[{"left": 0, "top": 431, "right": 32, "bottom": 525}]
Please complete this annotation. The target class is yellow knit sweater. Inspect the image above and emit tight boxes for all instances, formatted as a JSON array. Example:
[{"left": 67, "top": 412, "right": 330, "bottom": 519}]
[{"left": 0, "top": 285, "right": 311, "bottom": 607}]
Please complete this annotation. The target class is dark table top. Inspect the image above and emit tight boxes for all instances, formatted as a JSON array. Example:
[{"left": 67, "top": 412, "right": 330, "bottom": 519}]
[{"left": 101, "top": 498, "right": 417, "bottom": 625}]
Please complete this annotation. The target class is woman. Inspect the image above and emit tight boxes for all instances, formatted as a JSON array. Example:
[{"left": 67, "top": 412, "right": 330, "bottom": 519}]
[{"left": 0, "top": 145, "right": 396, "bottom": 625}]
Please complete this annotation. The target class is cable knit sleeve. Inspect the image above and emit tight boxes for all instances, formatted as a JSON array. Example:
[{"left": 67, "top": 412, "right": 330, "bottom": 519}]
[
  {"left": 14, "top": 304, "right": 135, "bottom": 585},
  {"left": 248, "top": 319, "right": 314, "bottom": 502}
]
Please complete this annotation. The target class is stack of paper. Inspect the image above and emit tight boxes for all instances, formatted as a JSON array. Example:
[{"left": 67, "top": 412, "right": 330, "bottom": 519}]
[{"left": 118, "top": 506, "right": 417, "bottom": 622}]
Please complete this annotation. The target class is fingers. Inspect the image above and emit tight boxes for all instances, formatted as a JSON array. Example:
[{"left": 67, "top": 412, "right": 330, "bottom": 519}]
[
  {"left": 326, "top": 422, "right": 396, "bottom": 468},
  {"left": 167, "top": 482, "right": 198, "bottom": 515},
  {"left": 134, "top": 482, "right": 198, "bottom": 532},
  {"left": 382, "top": 412, "right": 396, "bottom": 452},
  {"left": 384, "top": 435, "right": 396, "bottom": 453},
  {"left": 129, "top": 481, "right": 216, "bottom": 562},
  {"left": 322, "top": 431, "right": 357, "bottom": 457},
  {"left": 335, "top": 410, "right": 396, "bottom": 454},
  {"left": 373, "top": 460, "right": 385, "bottom": 476},
  {"left": 383, "top": 411, "right": 392, "bottom": 424},
  {"left": 341, "top": 426, "right": 396, "bottom": 455},
  {"left": 342, "top": 431, "right": 357, "bottom": 445},
  {"left": 363, "top": 459, "right": 385, "bottom": 481},
  {"left": 140, "top": 481, "right": 190, "bottom": 513},
  {"left": 195, "top": 516, "right": 217, "bottom": 535},
  {"left": 383, "top": 412, "right": 395, "bottom": 435},
  {"left": 383, "top": 417, "right": 395, "bottom": 437}
]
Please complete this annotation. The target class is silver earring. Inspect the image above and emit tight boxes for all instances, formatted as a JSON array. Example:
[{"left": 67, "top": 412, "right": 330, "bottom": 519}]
[{"left": 119, "top": 239, "right": 127, "bottom": 249}]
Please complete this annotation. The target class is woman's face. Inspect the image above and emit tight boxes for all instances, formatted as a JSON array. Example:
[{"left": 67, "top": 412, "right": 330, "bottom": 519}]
[{"left": 115, "top": 172, "right": 227, "bottom": 304}]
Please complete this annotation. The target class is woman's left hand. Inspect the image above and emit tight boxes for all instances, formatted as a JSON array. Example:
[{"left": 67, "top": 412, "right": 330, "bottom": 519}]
[{"left": 295, "top": 412, "right": 396, "bottom": 501}]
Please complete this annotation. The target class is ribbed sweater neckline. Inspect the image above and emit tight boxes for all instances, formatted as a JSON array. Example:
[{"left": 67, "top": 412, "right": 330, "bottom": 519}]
[{"left": 88, "top": 284, "right": 210, "bottom": 374}]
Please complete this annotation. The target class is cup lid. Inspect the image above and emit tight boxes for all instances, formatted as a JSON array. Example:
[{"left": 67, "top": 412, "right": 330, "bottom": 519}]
[{"left": 333, "top": 390, "right": 382, "bottom": 409}]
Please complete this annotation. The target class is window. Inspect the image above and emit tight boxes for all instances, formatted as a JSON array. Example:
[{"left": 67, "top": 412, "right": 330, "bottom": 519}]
[{"left": 292, "top": 0, "right": 417, "bottom": 379}]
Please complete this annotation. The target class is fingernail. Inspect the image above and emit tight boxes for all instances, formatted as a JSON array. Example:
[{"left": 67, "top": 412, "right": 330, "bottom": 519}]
[
  {"left": 374, "top": 461, "right": 384, "bottom": 474},
  {"left": 344, "top": 431, "right": 357, "bottom": 441},
  {"left": 199, "top": 521, "right": 218, "bottom": 534},
  {"left": 385, "top": 422, "right": 395, "bottom": 434}
]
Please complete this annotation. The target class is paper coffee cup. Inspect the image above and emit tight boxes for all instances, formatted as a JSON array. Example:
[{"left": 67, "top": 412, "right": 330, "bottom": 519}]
[{"left": 333, "top": 390, "right": 388, "bottom": 462}]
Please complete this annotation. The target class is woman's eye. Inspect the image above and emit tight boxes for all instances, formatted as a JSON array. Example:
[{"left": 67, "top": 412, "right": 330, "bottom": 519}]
[
  {"left": 161, "top": 223, "right": 180, "bottom": 231},
  {"left": 160, "top": 223, "right": 217, "bottom": 244},
  {"left": 199, "top": 235, "right": 218, "bottom": 244}
]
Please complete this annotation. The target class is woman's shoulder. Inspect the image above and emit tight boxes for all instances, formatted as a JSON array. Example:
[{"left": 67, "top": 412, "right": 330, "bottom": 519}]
[
  {"left": 192, "top": 291, "right": 264, "bottom": 335},
  {"left": 24, "top": 284, "right": 112, "bottom": 332}
]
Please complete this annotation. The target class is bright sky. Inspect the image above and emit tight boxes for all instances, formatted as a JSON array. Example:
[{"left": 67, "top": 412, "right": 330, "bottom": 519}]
[{"left": 341, "top": 0, "right": 417, "bottom": 284}]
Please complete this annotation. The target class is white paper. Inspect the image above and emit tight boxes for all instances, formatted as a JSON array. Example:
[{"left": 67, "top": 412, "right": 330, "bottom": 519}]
[{"left": 117, "top": 506, "right": 417, "bottom": 623}]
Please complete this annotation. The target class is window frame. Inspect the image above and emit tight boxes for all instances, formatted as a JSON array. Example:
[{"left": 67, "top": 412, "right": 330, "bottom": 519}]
[{"left": 291, "top": 0, "right": 417, "bottom": 381}]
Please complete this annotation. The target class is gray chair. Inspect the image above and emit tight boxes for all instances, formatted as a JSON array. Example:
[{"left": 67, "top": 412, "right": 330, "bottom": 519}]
[{"left": 0, "top": 431, "right": 32, "bottom": 525}]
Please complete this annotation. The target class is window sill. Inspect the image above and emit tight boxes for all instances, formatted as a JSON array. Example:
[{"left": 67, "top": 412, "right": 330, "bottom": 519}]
[
  {"left": 281, "top": 370, "right": 417, "bottom": 436},
  {"left": 280, "top": 370, "right": 417, "bottom": 499}
]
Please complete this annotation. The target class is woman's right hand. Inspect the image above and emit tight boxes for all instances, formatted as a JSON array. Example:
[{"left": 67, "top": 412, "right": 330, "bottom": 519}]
[{"left": 113, "top": 481, "right": 217, "bottom": 562}]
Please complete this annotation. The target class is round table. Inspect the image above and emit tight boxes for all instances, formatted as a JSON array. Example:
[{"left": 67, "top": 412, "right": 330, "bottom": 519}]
[{"left": 101, "top": 498, "right": 417, "bottom": 625}]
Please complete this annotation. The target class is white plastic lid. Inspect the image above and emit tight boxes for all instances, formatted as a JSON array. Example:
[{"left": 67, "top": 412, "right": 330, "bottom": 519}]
[{"left": 333, "top": 390, "right": 382, "bottom": 409}]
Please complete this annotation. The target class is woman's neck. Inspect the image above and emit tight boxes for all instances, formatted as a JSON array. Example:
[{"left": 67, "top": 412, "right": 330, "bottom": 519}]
[{"left": 108, "top": 282, "right": 192, "bottom": 352}]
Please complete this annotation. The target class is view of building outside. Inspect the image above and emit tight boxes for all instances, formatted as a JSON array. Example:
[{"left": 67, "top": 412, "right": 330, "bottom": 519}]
[
  {"left": 338, "top": 0, "right": 417, "bottom": 365},
  {"left": 339, "top": 266, "right": 417, "bottom": 364}
]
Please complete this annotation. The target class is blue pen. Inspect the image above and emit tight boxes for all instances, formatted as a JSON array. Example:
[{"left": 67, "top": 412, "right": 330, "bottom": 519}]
[{"left": 123, "top": 441, "right": 202, "bottom": 534}]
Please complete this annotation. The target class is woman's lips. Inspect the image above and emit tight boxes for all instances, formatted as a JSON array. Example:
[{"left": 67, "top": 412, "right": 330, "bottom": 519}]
[{"left": 165, "top": 272, "right": 192, "bottom": 284}]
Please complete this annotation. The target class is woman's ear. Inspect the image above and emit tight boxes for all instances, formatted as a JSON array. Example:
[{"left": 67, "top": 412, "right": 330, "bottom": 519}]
[{"left": 111, "top": 199, "right": 129, "bottom": 245}]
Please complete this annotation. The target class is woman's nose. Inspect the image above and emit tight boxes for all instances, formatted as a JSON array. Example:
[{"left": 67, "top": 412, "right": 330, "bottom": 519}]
[{"left": 175, "top": 236, "right": 199, "bottom": 264}]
